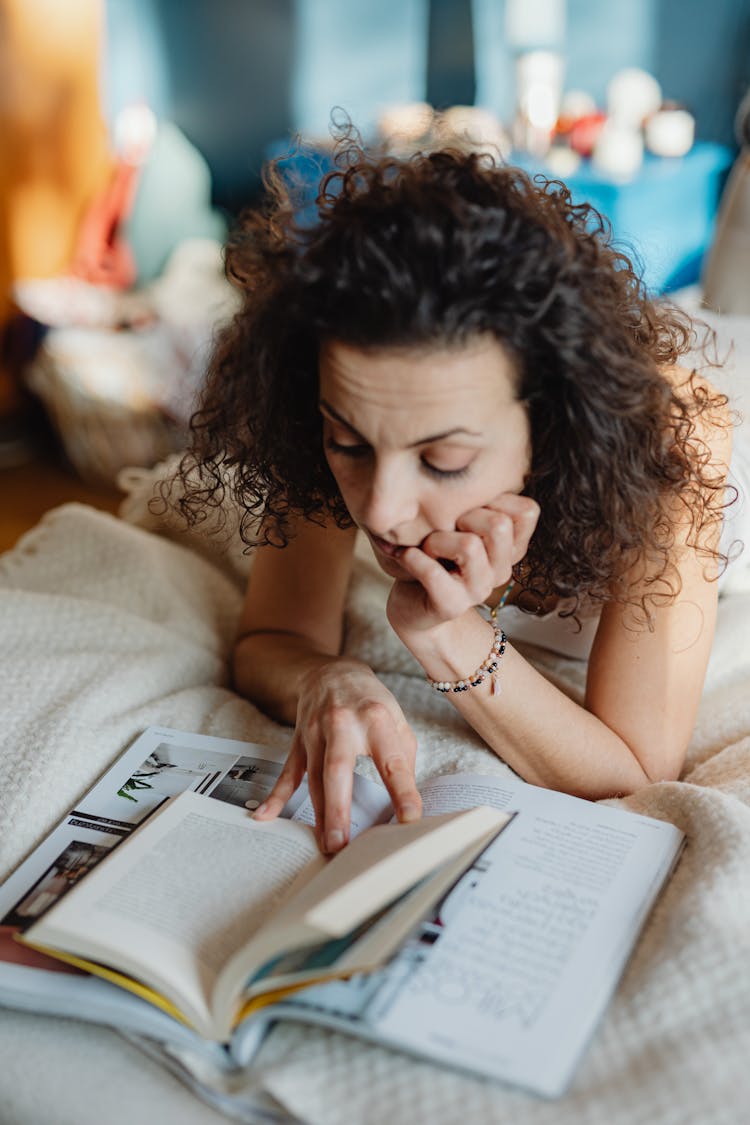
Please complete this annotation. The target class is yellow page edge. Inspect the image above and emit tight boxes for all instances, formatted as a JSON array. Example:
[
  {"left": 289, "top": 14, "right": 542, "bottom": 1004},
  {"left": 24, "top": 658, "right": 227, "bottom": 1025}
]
[
  {"left": 14, "top": 932, "right": 193, "bottom": 1028},
  {"left": 235, "top": 967, "right": 365, "bottom": 1026}
]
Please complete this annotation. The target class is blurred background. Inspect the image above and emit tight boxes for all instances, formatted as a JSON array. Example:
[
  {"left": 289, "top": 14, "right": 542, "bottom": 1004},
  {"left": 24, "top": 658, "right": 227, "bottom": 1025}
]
[{"left": 1, "top": 0, "right": 749, "bottom": 550}]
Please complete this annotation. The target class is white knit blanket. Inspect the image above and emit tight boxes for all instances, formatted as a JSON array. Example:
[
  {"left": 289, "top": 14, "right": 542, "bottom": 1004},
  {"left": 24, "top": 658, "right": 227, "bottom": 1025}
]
[{"left": 1, "top": 451, "right": 750, "bottom": 1125}]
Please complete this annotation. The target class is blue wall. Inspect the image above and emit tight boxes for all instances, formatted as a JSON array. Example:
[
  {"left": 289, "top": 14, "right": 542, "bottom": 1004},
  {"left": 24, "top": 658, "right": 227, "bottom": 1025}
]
[
  {"left": 656, "top": 0, "right": 750, "bottom": 147},
  {"left": 292, "top": 0, "right": 428, "bottom": 138},
  {"left": 105, "top": 0, "right": 295, "bottom": 212},
  {"left": 104, "top": 0, "right": 750, "bottom": 210}
]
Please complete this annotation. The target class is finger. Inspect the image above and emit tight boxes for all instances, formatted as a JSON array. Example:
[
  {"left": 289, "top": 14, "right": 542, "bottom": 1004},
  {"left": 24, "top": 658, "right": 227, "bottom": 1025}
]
[
  {"left": 417, "top": 531, "right": 495, "bottom": 606},
  {"left": 495, "top": 494, "right": 540, "bottom": 561},
  {"left": 452, "top": 508, "right": 515, "bottom": 580},
  {"left": 477, "top": 491, "right": 539, "bottom": 522},
  {"left": 317, "top": 706, "right": 367, "bottom": 851},
  {"left": 398, "top": 546, "right": 474, "bottom": 619},
  {"left": 422, "top": 529, "right": 490, "bottom": 575},
  {"left": 459, "top": 494, "right": 540, "bottom": 564},
  {"left": 366, "top": 706, "right": 422, "bottom": 822},
  {"left": 320, "top": 731, "right": 357, "bottom": 854},
  {"left": 253, "top": 736, "right": 307, "bottom": 820},
  {"left": 302, "top": 707, "right": 358, "bottom": 852},
  {"left": 305, "top": 746, "right": 328, "bottom": 852}
]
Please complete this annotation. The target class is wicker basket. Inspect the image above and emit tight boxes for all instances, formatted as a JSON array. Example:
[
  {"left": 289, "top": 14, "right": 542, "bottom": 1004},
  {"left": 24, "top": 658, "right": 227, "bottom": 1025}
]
[{"left": 25, "top": 325, "right": 187, "bottom": 485}]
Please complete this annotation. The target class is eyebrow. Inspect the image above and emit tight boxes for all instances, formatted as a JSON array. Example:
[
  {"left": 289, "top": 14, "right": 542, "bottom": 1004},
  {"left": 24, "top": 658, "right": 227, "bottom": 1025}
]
[{"left": 319, "top": 399, "right": 482, "bottom": 447}]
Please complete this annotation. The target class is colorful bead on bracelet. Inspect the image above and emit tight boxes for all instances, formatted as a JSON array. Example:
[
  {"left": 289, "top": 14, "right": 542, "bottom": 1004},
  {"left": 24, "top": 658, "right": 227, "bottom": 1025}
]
[{"left": 428, "top": 623, "right": 507, "bottom": 695}]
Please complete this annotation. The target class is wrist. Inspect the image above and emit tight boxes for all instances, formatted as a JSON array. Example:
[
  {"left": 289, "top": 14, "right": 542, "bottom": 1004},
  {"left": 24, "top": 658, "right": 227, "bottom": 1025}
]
[
  {"left": 405, "top": 609, "right": 494, "bottom": 680},
  {"left": 297, "top": 653, "right": 371, "bottom": 691}
]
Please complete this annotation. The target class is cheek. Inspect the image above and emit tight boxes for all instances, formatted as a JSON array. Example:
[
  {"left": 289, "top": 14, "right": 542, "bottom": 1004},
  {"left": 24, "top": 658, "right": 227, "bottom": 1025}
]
[
  {"left": 420, "top": 485, "right": 483, "bottom": 534},
  {"left": 483, "top": 438, "right": 531, "bottom": 498},
  {"left": 324, "top": 455, "right": 365, "bottom": 511}
]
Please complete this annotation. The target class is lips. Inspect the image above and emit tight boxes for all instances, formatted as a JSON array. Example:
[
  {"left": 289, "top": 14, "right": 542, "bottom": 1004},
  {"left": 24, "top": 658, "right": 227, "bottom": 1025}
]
[
  {"left": 369, "top": 533, "right": 407, "bottom": 559},
  {"left": 369, "top": 533, "right": 459, "bottom": 573}
]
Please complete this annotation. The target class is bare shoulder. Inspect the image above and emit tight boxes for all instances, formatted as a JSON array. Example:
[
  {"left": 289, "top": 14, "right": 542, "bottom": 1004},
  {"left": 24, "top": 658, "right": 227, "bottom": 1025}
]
[
  {"left": 661, "top": 363, "right": 733, "bottom": 469},
  {"left": 585, "top": 364, "right": 732, "bottom": 781}
]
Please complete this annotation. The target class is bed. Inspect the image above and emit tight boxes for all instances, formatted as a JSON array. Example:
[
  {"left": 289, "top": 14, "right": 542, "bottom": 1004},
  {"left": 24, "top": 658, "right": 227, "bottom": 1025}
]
[{"left": 1, "top": 304, "right": 749, "bottom": 1124}]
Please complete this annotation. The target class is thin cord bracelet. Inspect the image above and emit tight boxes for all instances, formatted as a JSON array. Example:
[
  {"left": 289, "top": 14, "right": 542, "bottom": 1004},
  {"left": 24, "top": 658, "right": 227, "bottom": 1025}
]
[{"left": 492, "top": 577, "right": 515, "bottom": 616}]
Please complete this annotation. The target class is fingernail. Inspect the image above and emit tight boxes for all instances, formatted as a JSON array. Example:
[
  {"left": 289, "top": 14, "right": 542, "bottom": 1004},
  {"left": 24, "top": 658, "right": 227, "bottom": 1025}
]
[
  {"left": 253, "top": 802, "right": 268, "bottom": 817},
  {"left": 400, "top": 804, "right": 420, "bottom": 822},
  {"left": 326, "top": 828, "right": 345, "bottom": 853}
]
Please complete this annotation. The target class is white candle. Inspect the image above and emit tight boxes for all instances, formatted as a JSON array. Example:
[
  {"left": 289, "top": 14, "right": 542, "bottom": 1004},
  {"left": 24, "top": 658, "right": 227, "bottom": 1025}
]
[
  {"left": 505, "top": 0, "right": 566, "bottom": 48},
  {"left": 645, "top": 109, "right": 695, "bottom": 158}
]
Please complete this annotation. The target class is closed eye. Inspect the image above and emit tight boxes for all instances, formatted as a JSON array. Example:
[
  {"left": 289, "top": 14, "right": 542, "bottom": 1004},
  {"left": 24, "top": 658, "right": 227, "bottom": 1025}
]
[
  {"left": 325, "top": 439, "right": 472, "bottom": 480},
  {"left": 421, "top": 461, "right": 472, "bottom": 481},
  {"left": 325, "top": 438, "right": 370, "bottom": 458}
]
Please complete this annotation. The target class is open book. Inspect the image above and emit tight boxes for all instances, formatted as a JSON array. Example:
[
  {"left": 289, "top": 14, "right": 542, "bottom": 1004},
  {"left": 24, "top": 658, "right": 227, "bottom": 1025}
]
[
  {"left": 17, "top": 790, "right": 507, "bottom": 1042},
  {"left": 0, "top": 726, "right": 684, "bottom": 1102}
]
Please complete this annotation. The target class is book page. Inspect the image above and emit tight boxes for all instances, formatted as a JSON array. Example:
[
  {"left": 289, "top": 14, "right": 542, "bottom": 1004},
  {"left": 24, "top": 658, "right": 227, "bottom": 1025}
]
[
  {"left": 289, "top": 771, "right": 394, "bottom": 837},
  {"left": 0, "top": 727, "right": 386, "bottom": 947},
  {"left": 417, "top": 772, "right": 519, "bottom": 816},
  {"left": 212, "top": 806, "right": 510, "bottom": 1033},
  {"left": 23, "top": 792, "right": 324, "bottom": 1038},
  {"left": 0, "top": 726, "right": 292, "bottom": 941},
  {"left": 0, "top": 725, "right": 394, "bottom": 1050},
  {"left": 281, "top": 773, "right": 684, "bottom": 1097}
]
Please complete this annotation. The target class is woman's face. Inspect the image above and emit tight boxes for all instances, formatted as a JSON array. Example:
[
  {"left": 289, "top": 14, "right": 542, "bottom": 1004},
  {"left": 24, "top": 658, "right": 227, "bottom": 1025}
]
[{"left": 319, "top": 335, "right": 532, "bottom": 579}]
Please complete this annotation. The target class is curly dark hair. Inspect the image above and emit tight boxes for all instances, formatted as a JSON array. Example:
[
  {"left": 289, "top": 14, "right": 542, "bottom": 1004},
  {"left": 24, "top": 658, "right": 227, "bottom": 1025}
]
[{"left": 171, "top": 140, "right": 732, "bottom": 622}]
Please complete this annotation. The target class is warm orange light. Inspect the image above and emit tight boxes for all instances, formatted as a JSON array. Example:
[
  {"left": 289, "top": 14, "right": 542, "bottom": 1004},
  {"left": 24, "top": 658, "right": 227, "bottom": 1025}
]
[{"left": 0, "top": 0, "right": 111, "bottom": 288}]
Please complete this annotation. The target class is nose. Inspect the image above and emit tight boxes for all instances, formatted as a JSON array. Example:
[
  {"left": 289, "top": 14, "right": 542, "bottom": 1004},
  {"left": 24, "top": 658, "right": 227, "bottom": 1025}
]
[{"left": 362, "top": 458, "right": 420, "bottom": 539}]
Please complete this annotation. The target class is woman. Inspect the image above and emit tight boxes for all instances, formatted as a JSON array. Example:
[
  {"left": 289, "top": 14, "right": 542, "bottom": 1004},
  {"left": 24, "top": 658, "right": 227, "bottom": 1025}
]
[{"left": 175, "top": 144, "right": 737, "bottom": 854}]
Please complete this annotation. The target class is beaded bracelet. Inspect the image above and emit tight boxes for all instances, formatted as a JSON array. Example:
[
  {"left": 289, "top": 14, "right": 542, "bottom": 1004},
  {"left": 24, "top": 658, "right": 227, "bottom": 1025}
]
[
  {"left": 425, "top": 579, "right": 513, "bottom": 696},
  {"left": 427, "top": 622, "right": 507, "bottom": 695}
]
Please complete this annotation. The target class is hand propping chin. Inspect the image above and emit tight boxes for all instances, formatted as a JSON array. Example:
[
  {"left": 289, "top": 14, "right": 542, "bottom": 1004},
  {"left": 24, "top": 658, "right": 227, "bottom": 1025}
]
[{"left": 386, "top": 494, "right": 540, "bottom": 634}]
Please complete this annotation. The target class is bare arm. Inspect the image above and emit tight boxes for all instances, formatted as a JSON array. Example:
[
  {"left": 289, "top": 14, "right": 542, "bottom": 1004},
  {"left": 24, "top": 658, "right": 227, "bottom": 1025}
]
[
  {"left": 232, "top": 518, "right": 359, "bottom": 724},
  {"left": 233, "top": 516, "right": 422, "bottom": 849},
  {"left": 402, "top": 578, "right": 714, "bottom": 800},
  {"left": 398, "top": 373, "right": 732, "bottom": 798}
]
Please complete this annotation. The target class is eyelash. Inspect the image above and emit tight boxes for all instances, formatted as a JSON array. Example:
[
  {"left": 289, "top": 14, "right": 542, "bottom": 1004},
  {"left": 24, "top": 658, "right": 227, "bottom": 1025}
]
[{"left": 324, "top": 439, "right": 472, "bottom": 480}]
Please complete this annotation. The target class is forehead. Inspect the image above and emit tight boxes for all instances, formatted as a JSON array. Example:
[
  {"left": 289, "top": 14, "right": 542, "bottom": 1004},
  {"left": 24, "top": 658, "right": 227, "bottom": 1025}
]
[{"left": 318, "top": 336, "right": 519, "bottom": 420}]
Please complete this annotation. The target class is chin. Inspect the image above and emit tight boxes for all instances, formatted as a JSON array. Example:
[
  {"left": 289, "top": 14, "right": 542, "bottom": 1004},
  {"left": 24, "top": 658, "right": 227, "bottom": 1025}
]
[
  {"left": 364, "top": 539, "right": 414, "bottom": 579},
  {"left": 374, "top": 553, "right": 411, "bottom": 580}
]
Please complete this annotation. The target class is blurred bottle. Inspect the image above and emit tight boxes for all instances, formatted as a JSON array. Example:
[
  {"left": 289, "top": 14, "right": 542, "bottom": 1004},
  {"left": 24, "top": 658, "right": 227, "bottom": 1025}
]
[
  {"left": 505, "top": 0, "right": 565, "bottom": 158},
  {"left": 71, "top": 103, "right": 156, "bottom": 291},
  {"left": 702, "top": 90, "right": 750, "bottom": 315},
  {"left": 513, "top": 50, "right": 564, "bottom": 157}
]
